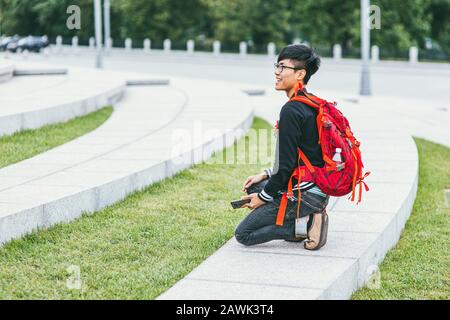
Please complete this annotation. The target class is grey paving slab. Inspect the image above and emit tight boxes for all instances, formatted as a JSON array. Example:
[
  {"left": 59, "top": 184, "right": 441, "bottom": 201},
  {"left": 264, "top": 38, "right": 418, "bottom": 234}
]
[
  {"left": 0, "top": 69, "right": 254, "bottom": 249},
  {"left": 159, "top": 243, "right": 358, "bottom": 300},
  {"left": 158, "top": 278, "right": 323, "bottom": 300},
  {"left": 25, "top": 170, "right": 132, "bottom": 188},
  {"left": 331, "top": 182, "right": 413, "bottom": 213},
  {"left": 0, "top": 59, "right": 14, "bottom": 83},
  {"left": 0, "top": 61, "right": 126, "bottom": 136},
  {"left": 224, "top": 233, "right": 378, "bottom": 260},
  {"left": 328, "top": 211, "right": 395, "bottom": 233},
  {"left": 0, "top": 163, "right": 77, "bottom": 180},
  {"left": 0, "top": 184, "right": 84, "bottom": 205}
]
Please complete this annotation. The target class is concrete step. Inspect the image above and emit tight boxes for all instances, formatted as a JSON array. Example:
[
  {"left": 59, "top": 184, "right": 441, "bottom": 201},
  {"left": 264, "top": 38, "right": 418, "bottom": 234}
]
[
  {"left": 0, "top": 59, "right": 14, "bottom": 83},
  {"left": 0, "top": 62, "right": 125, "bottom": 137},
  {"left": 0, "top": 75, "right": 254, "bottom": 246}
]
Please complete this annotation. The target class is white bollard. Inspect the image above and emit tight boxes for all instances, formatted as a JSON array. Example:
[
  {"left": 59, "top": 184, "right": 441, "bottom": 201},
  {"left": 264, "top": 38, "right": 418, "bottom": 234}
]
[
  {"left": 143, "top": 38, "right": 151, "bottom": 52},
  {"left": 371, "top": 45, "right": 379, "bottom": 63},
  {"left": 213, "top": 40, "right": 221, "bottom": 56},
  {"left": 125, "top": 38, "right": 132, "bottom": 51},
  {"left": 72, "top": 36, "right": 79, "bottom": 55},
  {"left": 333, "top": 44, "right": 342, "bottom": 61},
  {"left": 239, "top": 41, "right": 247, "bottom": 57},
  {"left": 105, "top": 37, "right": 113, "bottom": 53},
  {"left": 56, "top": 35, "right": 63, "bottom": 54},
  {"left": 43, "top": 47, "right": 50, "bottom": 58},
  {"left": 267, "top": 42, "right": 276, "bottom": 57},
  {"left": 89, "top": 37, "right": 95, "bottom": 50},
  {"left": 409, "top": 46, "right": 418, "bottom": 64},
  {"left": 187, "top": 39, "right": 195, "bottom": 54},
  {"left": 164, "top": 39, "right": 171, "bottom": 53},
  {"left": 22, "top": 49, "right": 29, "bottom": 60}
]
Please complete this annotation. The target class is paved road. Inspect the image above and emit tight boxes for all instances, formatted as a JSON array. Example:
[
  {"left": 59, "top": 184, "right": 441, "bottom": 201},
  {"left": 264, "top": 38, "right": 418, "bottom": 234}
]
[
  {"left": 6, "top": 49, "right": 450, "bottom": 146},
  {"left": 7, "top": 49, "right": 450, "bottom": 105}
]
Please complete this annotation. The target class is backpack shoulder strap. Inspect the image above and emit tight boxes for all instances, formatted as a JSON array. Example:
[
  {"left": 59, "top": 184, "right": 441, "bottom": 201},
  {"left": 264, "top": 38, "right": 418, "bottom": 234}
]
[{"left": 289, "top": 83, "right": 326, "bottom": 109}]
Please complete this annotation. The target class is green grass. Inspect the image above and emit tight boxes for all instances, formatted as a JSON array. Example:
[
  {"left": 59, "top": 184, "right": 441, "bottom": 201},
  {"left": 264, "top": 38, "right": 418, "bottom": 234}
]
[
  {"left": 1, "top": 115, "right": 448, "bottom": 299},
  {"left": 0, "top": 106, "right": 113, "bottom": 169},
  {"left": 352, "top": 138, "right": 450, "bottom": 300},
  {"left": 0, "top": 117, "right": 274, "bottom": 299}
]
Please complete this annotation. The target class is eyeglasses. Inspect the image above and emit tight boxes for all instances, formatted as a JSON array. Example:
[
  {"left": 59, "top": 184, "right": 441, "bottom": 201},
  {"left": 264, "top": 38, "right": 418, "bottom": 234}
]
[{"left": 274, "top": 63, "right": 304, "bottom": 73}]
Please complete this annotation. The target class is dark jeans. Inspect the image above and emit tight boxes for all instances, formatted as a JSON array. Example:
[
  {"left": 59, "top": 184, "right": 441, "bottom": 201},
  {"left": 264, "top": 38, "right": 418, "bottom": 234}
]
[{"left": 234, "top": 180, "right": 329, "bottom": 246}]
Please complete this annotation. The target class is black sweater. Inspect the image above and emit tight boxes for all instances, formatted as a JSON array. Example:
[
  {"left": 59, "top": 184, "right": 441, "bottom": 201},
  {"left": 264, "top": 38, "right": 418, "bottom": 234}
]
[{"left": 259, "top": 99, "right": 325, "bottom": 201}]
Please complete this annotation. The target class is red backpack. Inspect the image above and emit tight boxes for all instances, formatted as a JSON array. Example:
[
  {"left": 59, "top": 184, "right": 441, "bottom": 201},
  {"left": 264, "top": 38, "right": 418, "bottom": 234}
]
[{"left": 276, "top": 83, "right": 370, "bottom": 226}]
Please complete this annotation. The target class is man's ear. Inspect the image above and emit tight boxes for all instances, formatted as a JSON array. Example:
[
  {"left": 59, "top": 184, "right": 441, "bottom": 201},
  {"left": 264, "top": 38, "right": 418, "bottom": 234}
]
[{"left": 297, "top": 69, "right": 306, "bottom": 82}]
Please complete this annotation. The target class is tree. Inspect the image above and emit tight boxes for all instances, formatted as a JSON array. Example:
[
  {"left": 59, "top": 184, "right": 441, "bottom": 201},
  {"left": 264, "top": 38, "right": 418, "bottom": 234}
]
[
  {"left": 370, "top": 0, "right": 431, "bottom": 53},
  {"left": 427, "top": 0, "right": 450, "bottom": 53},
  {"left": 114, "top": 0, "right": 208, "bottom": 44},
  {"left": 205, "top": 0, "right": 290, "bottom": 50},
  {"left": 0, "top": 0, "right": 447, "bottom": 58},
  {"left": 288, "top": 0, "right": 359, "bottom": 51}
]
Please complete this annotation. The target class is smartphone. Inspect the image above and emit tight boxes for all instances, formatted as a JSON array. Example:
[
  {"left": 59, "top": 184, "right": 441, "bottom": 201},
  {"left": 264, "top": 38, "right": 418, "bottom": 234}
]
[{"left": 230, "top": 199, "right": 251, "bottom": 209}]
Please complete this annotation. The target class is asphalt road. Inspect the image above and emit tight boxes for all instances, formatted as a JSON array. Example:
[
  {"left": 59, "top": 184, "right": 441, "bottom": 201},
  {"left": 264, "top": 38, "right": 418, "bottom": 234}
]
[{"left": 8, "top": 49, "right": 450, "bottom": 106}]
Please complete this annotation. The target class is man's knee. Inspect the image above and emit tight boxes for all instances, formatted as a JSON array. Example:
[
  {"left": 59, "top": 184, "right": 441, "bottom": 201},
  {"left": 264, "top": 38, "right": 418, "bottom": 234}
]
[{"left": 234, "top": 228, "right": 252, "bottom": 246}]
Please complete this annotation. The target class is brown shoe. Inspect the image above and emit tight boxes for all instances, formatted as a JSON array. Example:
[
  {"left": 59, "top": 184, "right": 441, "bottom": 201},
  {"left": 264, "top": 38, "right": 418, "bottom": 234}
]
[
  {"left": 304, "top": 212, "right": 329, "bottom": 250},
  {"left": 285, "top": 236, "right": 307, "bottom": 243}
]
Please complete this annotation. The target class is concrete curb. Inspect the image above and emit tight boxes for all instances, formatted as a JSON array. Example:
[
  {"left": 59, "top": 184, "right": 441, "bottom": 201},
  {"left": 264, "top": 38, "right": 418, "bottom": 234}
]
[
  {"left": 0, "top": 84, "right": 125, "bottom": 137},
  {"left": 0, "top": 77, "right": 254, "bottom": 246},
  {"left": 0, "top": 66, "right": 126, "bottom": 137},
  {"left": 0, "top": 60, "right": 14, "bottom": 83}
]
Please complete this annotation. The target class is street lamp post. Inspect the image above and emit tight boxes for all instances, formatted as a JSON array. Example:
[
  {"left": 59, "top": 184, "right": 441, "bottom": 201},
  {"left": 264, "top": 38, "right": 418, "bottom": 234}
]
[
  {"left": 94, "top": 0, "right": 103, "bottom": 68},
  {"left": 104, "top": 0, "right": 111, "bottom": 54},
  {"left": 360, "top": 0, "right": 371, "bottom": 96}
]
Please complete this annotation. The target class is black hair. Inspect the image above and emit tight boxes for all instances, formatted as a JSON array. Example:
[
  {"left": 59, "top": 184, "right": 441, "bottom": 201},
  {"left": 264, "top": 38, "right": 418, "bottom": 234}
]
[{"left": 277, "top": 44, "right": 321, "bottom": 85}]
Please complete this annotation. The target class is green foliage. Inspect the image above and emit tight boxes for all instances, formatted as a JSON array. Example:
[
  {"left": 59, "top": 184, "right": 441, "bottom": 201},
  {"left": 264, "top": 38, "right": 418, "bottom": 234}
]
[
  {"left": 114, "top": 0, "right": 208, "bottom": 43},
  {"left": 289, "top": 0, "right": 359, "bottom": 50},
  {"left": 0, "top": 0, "right": 448, "bottom": 55},
  {"left": 370, "top": 0, "right": 431, "bottom": 52},
  {"left": 427, "top": 0, "right": 450, "bottom": 54},
  {"left": 207, "top": 0, "right": 290, "bottom": 48}
]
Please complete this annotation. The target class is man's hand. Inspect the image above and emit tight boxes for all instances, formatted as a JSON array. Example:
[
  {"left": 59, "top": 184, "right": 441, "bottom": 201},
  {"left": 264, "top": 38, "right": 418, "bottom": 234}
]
[
  {"left": 241, "top": 193, "right": 266, "bottom": 210},
  {"left": 242, "top": 172, "right": 268, "bottom": 192}
]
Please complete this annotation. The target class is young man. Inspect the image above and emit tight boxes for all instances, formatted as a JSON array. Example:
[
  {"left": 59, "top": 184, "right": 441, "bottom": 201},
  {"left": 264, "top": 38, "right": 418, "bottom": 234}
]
[{"left": 235, "top": 44, "right": 330, "bottom": 250}]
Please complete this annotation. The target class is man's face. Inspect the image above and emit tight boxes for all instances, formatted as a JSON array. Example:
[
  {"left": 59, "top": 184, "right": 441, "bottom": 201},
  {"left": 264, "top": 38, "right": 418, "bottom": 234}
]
[{"left": 274, "top": 59, "right": 305, "bottom": 91}]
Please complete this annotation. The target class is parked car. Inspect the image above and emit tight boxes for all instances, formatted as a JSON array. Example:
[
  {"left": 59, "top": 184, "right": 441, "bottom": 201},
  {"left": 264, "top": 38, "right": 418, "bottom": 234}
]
[
  {"left": 0, "top": 35, "right": 20, "bottom": 51},
  {"left": 7, "top": 36, "right": 49, "bottom": 53},
  {"left": 422, "top": 37, "right": 449, "bottom": 61}
]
